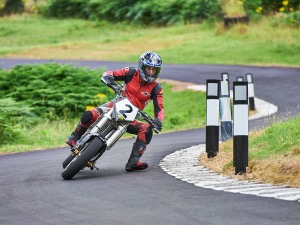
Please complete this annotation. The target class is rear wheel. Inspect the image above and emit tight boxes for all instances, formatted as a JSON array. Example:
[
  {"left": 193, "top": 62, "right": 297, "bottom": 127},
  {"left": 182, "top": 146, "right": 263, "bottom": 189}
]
[{"left": 62, "top": 137, "right": 104, "bottom": 180}]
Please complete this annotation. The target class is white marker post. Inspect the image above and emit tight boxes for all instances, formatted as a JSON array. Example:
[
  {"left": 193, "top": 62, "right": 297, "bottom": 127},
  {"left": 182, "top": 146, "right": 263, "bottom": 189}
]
[
  {"left": 220, "top": 73, "right": 232, "bottom": 141},
  {"left": 233, "top": 81, "right": 248, "bottom": 174},
  {"left": 206, "top": 79, "right": 220, "bottom": 158},
  {"left": 237, "top": 76, "right": 244, "bottom": 82},
  {"left": 246, "top": 73, "right": 255, "bottom": 111},
  {"left": 222, "top": 73, "right": 229, "bottom": 81}
]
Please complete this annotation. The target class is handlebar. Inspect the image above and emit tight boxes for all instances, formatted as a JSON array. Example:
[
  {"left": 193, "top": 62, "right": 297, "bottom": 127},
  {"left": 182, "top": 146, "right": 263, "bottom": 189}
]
[{"left": 138, "top": 111, "right": 160, "bottom": 134}]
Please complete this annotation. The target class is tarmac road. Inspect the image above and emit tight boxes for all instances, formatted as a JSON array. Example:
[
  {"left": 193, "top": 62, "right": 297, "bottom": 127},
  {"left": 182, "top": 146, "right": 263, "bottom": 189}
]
[{"left": 0, "top": 58, "right": 299, "bottom": 225}]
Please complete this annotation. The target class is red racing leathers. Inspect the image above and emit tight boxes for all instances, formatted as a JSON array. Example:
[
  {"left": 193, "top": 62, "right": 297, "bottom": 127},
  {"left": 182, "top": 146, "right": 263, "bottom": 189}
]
[
  {"left": 103, "top": 66, "right": 164, "bottom": 121},
  {"left": 100, "top": 66, "right": 164, "bottom": 144},
  {"left": 76, "top": 66, "right": 164, "bottom": 144}
]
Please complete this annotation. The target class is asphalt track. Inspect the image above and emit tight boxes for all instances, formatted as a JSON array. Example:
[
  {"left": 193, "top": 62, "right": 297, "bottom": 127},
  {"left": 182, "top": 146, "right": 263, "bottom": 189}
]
[{"left": 0, "top": 58, "right": 299, "bottom": 225}]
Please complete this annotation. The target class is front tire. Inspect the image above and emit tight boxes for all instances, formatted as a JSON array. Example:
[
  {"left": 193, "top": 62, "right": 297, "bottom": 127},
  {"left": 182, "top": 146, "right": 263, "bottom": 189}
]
[
  {"left": 62, "top": 153, "right": 76, "bottom": 169},
  {"left": 62, "top": 137, "right": 104, "bottom": 180}
]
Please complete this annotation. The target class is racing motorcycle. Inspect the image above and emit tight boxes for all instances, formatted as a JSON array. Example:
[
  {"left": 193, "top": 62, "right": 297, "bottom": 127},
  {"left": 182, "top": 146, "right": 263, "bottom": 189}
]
[{"left": 61, "top": 84, "right": 160, "bottom": 180}]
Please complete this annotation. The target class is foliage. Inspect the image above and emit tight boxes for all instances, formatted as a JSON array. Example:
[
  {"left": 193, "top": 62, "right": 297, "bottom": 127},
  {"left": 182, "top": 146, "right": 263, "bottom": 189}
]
[
  {"left": 268, "top": 10, "right": 300, "bottom": 28},
  {"left": 44, "top": 0, "right": 89, "bottom": 19},
  {"left": 243, "top": 0, "right": 262, "bottom": 16},
  {"left": 219, "top": 0, "right": 246, "bottom": 17},
  {"left": 0, "top": 63, "right": 116, "bottom": 145},
  {"left": 260, "top": 0, "right": 299, "bottom": 14},
  {"left": 224, "top": 0, "right": 300, "bottom": 19},
  {"left": 0, "top": 63, "right": 113, "bottom": 119},
  {"left": 0, "top": 0, "right": 24, "bottom": 16},
  {"left": 0, "top": 98, "right": 31, "bottom": 145},
  {"left": 281, "top": 10, "right": 300, "bottom": 27},
  {"left": 245, "top": 0, "right": 300, "bottom": 15},
  {"left": 44, "top": 0, "right": 221, "bottom": 25}
]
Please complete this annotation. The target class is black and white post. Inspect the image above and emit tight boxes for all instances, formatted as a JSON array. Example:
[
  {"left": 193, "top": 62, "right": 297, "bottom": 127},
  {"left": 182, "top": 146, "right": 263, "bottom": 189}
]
[
  {"left": 206, "top": 79, "right": 220, "bottom": 158},
  {"left": 221, "top": 73, "right": 229, "bottom": 81},
  {"left": 246, "top": 73, "right": 255, "bottom": 111},
  {"left": 220, "top": 73, "right": 232, "bottom": 141},
  {"left": 233, "top": 81, "right": 248, "bottom": 174},
  {"left": 237, "top": 76, "right": 244, "bottom": 82}
]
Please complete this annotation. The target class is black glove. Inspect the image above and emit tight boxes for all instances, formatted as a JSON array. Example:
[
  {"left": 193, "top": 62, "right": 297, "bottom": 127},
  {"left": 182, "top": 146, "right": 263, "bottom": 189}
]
[
  {"left": 101, "top": 75, "right": 120, "bottom": 93},
  {"left": 154, "top": 118, "right": 162, "bottom": 131}
]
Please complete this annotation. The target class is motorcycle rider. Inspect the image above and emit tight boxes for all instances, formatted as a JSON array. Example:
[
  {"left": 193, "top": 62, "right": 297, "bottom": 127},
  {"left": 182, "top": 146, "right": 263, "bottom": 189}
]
[{"left": 66, "top": 51, "right": 164, "bottom": 172}]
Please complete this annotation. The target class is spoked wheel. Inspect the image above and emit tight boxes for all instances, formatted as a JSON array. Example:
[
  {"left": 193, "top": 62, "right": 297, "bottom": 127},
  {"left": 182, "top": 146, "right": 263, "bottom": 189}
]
[{"left": 61, "top": 137, "right": 104, "bottom": 180}]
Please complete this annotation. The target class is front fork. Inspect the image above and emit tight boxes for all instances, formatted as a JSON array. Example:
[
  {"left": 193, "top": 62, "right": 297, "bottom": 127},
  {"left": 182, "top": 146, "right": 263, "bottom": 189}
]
[{"left": 105, "top": 124, "right": 128, "bottom": 149}]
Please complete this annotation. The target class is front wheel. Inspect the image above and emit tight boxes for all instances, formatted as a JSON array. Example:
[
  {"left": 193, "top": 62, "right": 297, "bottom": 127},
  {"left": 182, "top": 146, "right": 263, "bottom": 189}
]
[
  {"left": 62, "top": 153, "right": 76, "bottom": 169},
  {"left": 62, "top": 137, "right": 104, "bottom": 180}
]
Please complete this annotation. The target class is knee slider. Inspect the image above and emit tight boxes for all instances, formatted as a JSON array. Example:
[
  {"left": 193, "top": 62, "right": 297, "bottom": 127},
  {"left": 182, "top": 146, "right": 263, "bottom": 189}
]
[
  {"left": 81, "top": 109, "right": 101, "bottom": 126},
  {"left": 81, "top": 111, "right": 93, "bottom": 125}
]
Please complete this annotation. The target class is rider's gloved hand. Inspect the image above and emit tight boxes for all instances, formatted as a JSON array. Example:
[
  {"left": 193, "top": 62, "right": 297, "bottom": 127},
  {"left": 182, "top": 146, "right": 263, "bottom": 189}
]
[
  {"left": 154, "top": 118, "right": 162, "bottom": 131},
  {"left": 101, "top": 75, "right": 120, "bottom": 94}
]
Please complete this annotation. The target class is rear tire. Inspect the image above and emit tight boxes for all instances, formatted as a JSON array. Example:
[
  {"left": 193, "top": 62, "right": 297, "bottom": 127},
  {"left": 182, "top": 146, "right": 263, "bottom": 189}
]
[{"left": 62, "top": 137, "right": 104, "bottom": 180}]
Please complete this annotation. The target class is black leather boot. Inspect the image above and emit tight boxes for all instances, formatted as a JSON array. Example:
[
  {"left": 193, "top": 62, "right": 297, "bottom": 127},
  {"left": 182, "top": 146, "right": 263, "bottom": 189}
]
[
  {"left": 125, "top": 140, "right": 148, "bottom": 172},
  {"left": 65, "top": 123, "right": 87, "bottom": 147}
]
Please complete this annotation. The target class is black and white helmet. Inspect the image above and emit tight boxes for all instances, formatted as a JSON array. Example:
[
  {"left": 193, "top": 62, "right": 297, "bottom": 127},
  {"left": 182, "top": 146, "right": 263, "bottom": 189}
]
[{"left": 138, "top": 51, "right": 162, "bottom": 83}]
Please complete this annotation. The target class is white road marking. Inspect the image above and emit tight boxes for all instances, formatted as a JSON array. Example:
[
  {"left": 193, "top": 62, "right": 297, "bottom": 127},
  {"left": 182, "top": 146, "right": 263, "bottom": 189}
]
[{"left": 159, "top": 145, "right": 300, "bottom": 202}]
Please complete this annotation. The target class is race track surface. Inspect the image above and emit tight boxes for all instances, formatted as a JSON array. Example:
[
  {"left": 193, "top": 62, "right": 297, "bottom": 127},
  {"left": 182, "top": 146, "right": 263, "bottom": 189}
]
[{"left": 0, "top": 59, "right": 299, "bottom": 225}]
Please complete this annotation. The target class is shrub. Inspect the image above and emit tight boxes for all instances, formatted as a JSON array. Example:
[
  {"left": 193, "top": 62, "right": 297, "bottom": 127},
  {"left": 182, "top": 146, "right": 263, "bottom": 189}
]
[
  {"left": 260, "top": 0, "right": 299, "bottom": 14},
  {"left": 273, "top": 10, "right": 300, "bottom": 28},
  {"left": 0, "top": 98, "right": 31, "bottom": 145},
  {"left": 0, "top": 0, "right": 24, "bottom": 16},
  {"left": 284, "top": 11, "right": 300, "bottom": 27},
  {"left": 44, "top": 0, "right": 89, "bottom": 19},
  {"left": 243, "top": 0, "right": 262, "bottom": 15},
  {"left": 44, "top": 0, "right": 221, "bottom": 25},
  {"left": 244, "top": 0, "right": 300, "bottom": 15},
  {"left": 0, "top": 63, "right": 113, "bottom": 119}
]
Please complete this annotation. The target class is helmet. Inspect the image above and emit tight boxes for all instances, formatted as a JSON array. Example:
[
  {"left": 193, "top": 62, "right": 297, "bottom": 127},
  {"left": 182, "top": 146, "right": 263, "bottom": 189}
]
[{"left": 138, "top": 51, "right": 162, "bottom": 83}]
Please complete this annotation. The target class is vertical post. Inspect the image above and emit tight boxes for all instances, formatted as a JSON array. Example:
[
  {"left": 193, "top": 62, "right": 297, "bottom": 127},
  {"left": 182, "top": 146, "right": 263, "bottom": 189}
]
[
  {"left": 237, "top": 76, "right": 244, "bottom": 82},
  {"left": 233, "top": 81, "right": 248, "bottom": 174},
  {"left": 206, "top": 80, "right": 220, "bottom": 158},
  {"left": 246, "top": 73, "right": 255, "bottom": 111},
  {"left": 220, "top": 74, "right": 232, "bottom": 141},
  {"left": 221, "top": 73, "right": 229, "bottom": 81}
]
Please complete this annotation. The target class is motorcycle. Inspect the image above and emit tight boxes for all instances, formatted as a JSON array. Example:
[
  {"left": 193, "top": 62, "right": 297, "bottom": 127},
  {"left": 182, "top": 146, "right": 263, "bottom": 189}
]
[{"left": 61, "top": 84, "right": 160, "bottom": 180}]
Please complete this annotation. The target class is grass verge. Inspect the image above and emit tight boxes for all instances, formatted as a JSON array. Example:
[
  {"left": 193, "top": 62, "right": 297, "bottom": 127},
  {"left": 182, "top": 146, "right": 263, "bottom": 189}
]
[
  {"left": 199, "top": 116, "right": 300, "bottom": 188},
  {"left": 0, "top": 15, "right": 299, "bottom": 67}
]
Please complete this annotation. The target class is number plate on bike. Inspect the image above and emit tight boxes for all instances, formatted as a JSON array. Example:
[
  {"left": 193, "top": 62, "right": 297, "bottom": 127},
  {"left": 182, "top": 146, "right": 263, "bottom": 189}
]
[{"left": 113, "top": 98, "right": 139, "bottom": 122}]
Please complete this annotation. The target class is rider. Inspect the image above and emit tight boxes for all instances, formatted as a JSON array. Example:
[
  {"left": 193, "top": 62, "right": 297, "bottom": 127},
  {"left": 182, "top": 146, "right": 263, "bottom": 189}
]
[{"left": 66, "top": 51, "right": 164, "bottom": 172}]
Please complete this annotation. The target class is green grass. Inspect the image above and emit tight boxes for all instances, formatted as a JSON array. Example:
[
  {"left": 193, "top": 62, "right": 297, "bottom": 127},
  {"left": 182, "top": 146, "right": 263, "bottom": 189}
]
[
  {"left": 218, "top": 116, "right": 300, "bottom": 161},
  {"left": 0, "top": 15, "right": 299, "bottom": 67},
  {"left": 202, "top": 116, "right": 300, "bottom": 187},
  {"left": 249, "top": 116, "right": 300, "bottom": 159}
]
